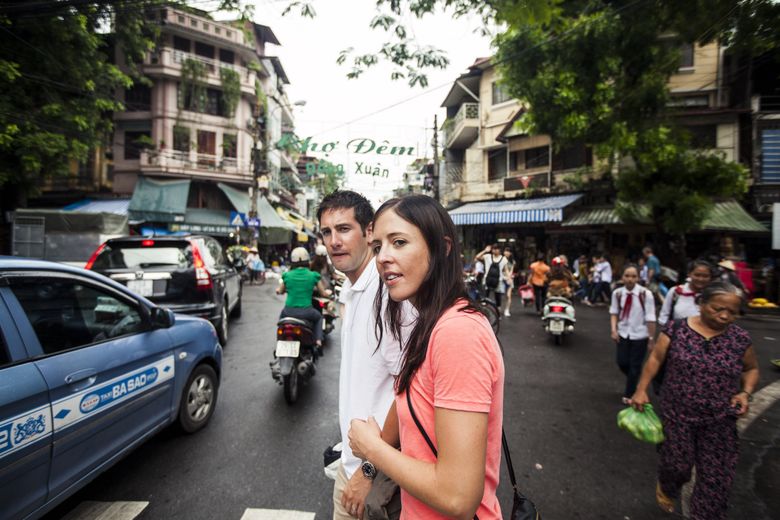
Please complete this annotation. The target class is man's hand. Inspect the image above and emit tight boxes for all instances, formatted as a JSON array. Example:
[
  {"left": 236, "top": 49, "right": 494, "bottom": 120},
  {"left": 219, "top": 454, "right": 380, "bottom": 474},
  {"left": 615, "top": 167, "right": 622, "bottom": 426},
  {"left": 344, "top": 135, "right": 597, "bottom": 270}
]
[
  {"left": 610, "top": 329, "right": 619, "bottom": 342},
  {"left": 341, "top": 469, "right": 372, "bottom": 519}
]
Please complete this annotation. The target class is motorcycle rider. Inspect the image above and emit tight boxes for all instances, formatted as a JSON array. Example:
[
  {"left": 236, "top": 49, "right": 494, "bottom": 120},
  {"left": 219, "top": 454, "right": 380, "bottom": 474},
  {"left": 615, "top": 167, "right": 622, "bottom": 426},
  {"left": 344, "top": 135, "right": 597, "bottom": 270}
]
[{"left": 276, "top": 247, "right": 332, "bottom": 353}]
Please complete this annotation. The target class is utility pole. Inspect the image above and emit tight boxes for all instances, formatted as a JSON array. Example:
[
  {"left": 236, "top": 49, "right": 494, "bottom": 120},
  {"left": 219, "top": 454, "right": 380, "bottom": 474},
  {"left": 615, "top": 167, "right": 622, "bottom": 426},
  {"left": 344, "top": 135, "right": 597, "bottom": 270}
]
[{"left": 432, "top": 114, "right": 440, "bottom": 202}]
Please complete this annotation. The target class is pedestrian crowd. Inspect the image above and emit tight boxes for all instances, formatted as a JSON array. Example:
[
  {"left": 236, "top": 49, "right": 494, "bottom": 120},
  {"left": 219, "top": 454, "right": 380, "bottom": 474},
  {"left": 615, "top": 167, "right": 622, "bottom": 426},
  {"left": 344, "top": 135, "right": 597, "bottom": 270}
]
[{"left": 243, "top": 190, "right": 760, "bottom": 520}]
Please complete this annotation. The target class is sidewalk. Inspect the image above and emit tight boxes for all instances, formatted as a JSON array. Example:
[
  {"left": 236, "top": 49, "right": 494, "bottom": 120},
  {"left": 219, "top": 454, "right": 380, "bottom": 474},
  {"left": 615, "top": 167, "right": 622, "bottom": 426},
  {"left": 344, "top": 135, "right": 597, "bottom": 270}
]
[{"left": 729, "top": 380, "right": 780, "bottom": 519}]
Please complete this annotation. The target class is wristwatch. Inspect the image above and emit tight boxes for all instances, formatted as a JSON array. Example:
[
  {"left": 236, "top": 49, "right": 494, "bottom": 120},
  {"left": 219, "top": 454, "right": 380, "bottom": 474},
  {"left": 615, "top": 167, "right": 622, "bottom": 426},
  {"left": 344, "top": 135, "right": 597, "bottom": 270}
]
[
  {"left": 361, "top": 460, "right": 377, "bottom": 480},
  {"left": 739, "top": 390, "right": 753, "bottom": 402}
]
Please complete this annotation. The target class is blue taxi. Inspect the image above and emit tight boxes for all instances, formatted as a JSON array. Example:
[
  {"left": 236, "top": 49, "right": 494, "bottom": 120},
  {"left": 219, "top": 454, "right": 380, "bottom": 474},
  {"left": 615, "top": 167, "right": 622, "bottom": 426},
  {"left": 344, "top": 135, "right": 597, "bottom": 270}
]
[{"left": 0, "top": 258, "right": 223, "bottom": 520}]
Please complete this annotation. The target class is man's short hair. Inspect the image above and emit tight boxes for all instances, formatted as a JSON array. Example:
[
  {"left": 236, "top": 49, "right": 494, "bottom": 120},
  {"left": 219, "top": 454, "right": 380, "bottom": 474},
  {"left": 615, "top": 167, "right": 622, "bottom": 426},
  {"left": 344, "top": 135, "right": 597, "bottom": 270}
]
[
  {"left": 642, "top": 246, "right": 653, "bottom": 255},
  {"left": 316, "top": 190, "right": 374, "bottom": 234}
]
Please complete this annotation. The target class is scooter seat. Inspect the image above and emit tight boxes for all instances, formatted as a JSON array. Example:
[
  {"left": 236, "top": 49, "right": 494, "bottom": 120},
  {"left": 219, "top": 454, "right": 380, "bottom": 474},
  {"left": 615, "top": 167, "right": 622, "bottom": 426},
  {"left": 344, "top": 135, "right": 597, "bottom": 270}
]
[
  {"left": 278, "top": 317, "right": 312, "bottom": 328},
  {"left": 546, "top": 296, "right": 573, "bottom": 304}
]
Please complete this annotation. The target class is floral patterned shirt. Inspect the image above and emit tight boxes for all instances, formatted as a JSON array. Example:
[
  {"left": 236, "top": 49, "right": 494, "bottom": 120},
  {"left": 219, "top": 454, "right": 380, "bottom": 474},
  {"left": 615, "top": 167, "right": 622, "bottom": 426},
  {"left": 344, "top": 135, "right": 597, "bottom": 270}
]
[{"left": 660, "top": 319, "right": 752, "bottom": 422}]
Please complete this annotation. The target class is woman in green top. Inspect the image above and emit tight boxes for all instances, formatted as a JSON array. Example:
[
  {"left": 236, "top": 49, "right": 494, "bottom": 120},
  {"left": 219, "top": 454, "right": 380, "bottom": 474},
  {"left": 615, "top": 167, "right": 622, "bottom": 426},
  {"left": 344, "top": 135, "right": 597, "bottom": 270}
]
[{"left": 276, "top": 247, "right": 332, "bottom": 347}]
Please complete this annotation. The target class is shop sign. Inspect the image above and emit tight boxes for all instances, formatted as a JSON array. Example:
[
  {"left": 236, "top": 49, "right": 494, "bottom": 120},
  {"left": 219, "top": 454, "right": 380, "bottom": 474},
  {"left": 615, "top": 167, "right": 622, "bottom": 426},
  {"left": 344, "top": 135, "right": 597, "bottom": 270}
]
[{"left": 169, "top": 223, "right": 234, "bottom": 235}]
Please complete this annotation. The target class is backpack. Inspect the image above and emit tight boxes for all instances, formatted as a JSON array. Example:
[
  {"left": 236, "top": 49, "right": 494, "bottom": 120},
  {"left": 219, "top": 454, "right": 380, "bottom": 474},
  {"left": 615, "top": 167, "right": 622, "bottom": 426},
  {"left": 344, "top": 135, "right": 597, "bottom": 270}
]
[{"left": 485, "top": 257, "right": 502, "bottom": 289}]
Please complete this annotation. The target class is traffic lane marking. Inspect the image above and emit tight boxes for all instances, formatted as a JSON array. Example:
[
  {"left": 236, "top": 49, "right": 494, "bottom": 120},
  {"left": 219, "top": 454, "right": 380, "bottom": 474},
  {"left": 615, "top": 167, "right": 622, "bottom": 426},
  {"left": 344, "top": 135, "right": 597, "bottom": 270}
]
[
  {"left": 60, "top": 501, "right": 149, "bottom": 520},
  {"left": 241, "top": 509, "right": 316, "bottom": 520}
]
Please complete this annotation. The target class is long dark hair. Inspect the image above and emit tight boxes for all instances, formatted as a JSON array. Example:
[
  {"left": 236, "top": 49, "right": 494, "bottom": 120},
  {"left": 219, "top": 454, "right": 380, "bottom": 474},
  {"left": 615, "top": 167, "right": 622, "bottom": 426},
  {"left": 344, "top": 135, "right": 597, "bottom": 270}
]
[{"left": 373, "top": 195, "right": 480, "bottom": 394}]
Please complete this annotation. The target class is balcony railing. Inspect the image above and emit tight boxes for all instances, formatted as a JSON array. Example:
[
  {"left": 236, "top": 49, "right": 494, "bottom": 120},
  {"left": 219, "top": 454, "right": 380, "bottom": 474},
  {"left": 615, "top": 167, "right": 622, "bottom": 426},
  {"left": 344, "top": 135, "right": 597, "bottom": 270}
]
[
  {"left": 140, "top": 150, "right": 250, "bottom": 175},
  {"left": 159, "top": 8, "right": 251, "bottom": 49},
  {"left": 146, "top": 49, "right": 257, "bottom": 86},
  {"left": 444, "top": 103, "right": 479, "bottom": 149}
]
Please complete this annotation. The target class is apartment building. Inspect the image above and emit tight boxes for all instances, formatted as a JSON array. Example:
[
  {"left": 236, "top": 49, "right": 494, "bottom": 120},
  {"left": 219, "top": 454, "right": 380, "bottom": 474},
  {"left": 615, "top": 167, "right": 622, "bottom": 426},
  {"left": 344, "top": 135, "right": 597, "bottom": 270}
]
[
  {"left": 441, "top": 43, "right": 773, "bottom": 264},
  {"left": 111, "top": 7, "right": 305, "bottom": 238}
]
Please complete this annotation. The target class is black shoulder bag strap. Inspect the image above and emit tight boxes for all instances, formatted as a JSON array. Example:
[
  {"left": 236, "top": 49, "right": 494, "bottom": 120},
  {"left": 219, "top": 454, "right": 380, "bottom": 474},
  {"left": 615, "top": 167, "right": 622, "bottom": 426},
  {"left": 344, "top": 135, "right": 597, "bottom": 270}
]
[{"left": 406, "top": 390, "right": 541, "bottom": 520}]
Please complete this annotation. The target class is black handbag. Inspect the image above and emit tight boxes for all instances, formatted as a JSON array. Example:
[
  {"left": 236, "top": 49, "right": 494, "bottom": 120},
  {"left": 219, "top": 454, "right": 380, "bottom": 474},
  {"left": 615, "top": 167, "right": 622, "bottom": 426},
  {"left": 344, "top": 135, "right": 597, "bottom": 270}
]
[{"left": 407, "top": 391, "right": 541, "bottom": 520}]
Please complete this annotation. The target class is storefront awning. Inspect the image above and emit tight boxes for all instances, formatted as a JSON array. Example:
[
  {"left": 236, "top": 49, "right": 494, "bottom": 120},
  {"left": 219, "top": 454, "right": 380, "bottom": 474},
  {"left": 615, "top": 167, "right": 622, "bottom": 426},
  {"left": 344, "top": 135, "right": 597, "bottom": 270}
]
[
  {"left": 449, "top": 194, "right": 583, "bottom": 226},
  {"left": 562, "top": 201, "right": 768, "bottom": 233},
  {"left": 218, "top": 182, "right": 251, "bottom": 214},
  {"left": 63, "top": 198, "right": 131, "bottom": 216},
  {"left": 129, "top": 177, "right": 190, "bottom": 223}
]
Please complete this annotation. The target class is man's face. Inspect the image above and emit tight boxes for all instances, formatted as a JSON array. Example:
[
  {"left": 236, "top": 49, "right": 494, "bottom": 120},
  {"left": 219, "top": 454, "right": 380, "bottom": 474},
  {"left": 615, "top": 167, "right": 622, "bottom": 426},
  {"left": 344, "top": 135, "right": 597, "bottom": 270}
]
[{"left": 319, "top": 207, "right": 371, "bottom": 276}]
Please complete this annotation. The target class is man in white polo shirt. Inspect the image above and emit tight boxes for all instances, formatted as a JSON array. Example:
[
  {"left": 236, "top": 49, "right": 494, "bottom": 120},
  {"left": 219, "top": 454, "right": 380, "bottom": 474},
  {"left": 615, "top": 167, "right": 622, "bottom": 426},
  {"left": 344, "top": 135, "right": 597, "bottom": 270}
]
[{"left": 318, "top": 191, "right": 410, "bottom": 520}]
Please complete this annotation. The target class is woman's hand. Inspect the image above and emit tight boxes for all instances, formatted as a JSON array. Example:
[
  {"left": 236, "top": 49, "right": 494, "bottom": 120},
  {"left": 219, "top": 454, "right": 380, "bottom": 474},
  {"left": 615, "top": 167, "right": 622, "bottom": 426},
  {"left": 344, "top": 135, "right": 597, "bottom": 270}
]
[
  {"left": 730, "top": 392, "right": 750, "bottom": 416},
  {"left": 629, "top": 389, "right": 650, "bottom": 412},
  {"left": 349, "top": 417, "right": 382, "bottom": 461}
]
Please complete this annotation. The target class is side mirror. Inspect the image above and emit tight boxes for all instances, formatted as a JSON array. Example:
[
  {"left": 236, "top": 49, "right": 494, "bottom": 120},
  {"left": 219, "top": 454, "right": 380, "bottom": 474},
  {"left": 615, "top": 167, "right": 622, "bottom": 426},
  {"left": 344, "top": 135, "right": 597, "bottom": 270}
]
[{"left": 150, "top": 307, "right": 175, "bottom": 328}]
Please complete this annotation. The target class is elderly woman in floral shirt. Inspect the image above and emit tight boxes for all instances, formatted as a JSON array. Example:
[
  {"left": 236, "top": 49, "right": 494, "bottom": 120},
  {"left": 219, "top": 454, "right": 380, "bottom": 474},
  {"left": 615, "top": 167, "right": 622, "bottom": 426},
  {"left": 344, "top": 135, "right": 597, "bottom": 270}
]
[{"left": 630, "top": 282, "right": 759, "bottom": 520}]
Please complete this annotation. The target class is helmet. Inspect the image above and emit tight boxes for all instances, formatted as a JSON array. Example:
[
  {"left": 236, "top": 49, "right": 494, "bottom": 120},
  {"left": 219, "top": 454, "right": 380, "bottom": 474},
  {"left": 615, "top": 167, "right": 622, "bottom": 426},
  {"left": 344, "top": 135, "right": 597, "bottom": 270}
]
[
  {"left": 291, "top": 247, "right": 310, "bottom": 263},
  {"left": 551, "top": 256, "right": 562, "bottom": 266},
  {"left": 315, "top": 244, "right": 328, "bottom": 257}
]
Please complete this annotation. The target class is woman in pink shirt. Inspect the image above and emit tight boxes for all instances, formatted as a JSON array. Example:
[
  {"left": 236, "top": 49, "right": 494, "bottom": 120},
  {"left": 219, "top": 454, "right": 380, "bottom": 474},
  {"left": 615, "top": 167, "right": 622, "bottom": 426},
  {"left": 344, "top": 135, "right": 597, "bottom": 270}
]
[{"left": 349, "top": 194, "right": 505, "bottom": 520}]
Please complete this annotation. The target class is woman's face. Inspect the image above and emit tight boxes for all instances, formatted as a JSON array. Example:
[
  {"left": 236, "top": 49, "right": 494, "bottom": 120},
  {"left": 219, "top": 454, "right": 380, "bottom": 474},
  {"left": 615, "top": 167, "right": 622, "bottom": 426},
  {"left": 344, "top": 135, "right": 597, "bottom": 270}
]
[
  {"left": 622, "top": 267, "right": 639, "bottom": 289},
  {"left": 372, "top": 208, "right": 430, "bottom": 303},
  {"left": 699, "top": 293, "right": 741, "bottom": 330},
  {"left": 689, "top": 265, "right": 712, "bottom": 291}
]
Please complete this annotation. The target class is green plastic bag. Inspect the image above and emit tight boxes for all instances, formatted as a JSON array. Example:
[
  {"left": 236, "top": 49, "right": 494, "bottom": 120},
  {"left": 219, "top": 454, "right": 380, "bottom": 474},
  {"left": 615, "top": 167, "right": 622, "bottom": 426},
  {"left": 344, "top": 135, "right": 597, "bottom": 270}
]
[{"left": 617, "top": 404, "right": 665, "bottom": 444}]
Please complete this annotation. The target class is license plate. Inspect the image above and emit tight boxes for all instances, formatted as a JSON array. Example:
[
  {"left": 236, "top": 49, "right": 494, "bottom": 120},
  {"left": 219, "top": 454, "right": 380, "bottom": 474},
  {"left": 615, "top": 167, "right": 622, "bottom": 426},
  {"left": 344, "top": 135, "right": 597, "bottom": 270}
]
[
  {"left": 127, "top": 279, "right": 154, "bottom": 297},
  {"left": 550, "top": 320, "right": 565, "bottom": 333},
  {"left": 275, "top": 340, "right": 300, "bottom": 357}
]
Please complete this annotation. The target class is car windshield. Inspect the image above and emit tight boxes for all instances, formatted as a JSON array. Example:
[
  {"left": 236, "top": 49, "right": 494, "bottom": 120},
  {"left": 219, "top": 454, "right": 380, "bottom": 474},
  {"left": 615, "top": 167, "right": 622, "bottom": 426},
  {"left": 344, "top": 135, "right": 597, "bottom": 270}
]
[{"left": 92, "top": 243, "right": 193, "bottom": 270}]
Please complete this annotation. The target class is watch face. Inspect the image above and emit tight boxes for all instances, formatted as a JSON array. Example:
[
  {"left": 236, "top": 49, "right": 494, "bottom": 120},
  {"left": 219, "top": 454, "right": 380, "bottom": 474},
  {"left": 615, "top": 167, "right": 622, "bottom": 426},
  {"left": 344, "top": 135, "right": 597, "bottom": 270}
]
[{"left": 361, "top": 461, "right": 377, "bottom": 479}]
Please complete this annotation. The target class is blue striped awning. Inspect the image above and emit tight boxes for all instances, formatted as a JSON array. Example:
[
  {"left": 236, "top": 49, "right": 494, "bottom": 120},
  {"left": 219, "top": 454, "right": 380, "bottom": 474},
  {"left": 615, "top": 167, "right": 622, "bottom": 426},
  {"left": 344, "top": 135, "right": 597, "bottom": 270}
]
[{"left": 449, "top": 194, "right": 583, "bottom": 226}]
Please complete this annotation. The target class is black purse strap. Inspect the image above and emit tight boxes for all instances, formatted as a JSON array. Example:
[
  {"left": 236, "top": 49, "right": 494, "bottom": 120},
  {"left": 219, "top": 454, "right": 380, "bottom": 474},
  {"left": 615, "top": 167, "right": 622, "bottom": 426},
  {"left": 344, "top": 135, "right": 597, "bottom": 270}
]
[{"left": 406, "top": 391, "right": 521, "bottom": 494}]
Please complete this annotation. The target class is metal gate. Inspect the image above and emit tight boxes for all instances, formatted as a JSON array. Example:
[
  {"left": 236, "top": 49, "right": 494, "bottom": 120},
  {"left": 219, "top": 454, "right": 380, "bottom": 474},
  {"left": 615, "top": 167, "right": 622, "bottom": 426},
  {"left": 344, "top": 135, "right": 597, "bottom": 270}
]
[{"left": 12, "top": 215, "right": 45, "bottom": 258}]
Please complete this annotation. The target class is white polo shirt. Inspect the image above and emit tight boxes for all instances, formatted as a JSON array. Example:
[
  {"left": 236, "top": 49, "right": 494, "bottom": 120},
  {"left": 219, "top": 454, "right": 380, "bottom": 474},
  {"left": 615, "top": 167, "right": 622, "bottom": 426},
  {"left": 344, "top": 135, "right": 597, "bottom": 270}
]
[
  {"left": 338, "top": 259, "right": 413, "bottom": 478},
  {"left": 609, "top": 285, "right": 656, "bottom": 340}
]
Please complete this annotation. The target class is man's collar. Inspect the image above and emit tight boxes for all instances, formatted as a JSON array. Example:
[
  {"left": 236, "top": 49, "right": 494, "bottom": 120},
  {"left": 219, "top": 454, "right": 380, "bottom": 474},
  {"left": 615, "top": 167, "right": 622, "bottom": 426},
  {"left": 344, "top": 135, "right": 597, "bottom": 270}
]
[{"left": 349, "top": 257, "right": 378, "bottom": 293}]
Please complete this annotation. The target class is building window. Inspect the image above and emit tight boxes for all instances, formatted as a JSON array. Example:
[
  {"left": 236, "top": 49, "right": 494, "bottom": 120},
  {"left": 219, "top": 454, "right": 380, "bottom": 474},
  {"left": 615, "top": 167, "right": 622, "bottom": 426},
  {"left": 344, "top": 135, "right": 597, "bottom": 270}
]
[
  {"left": 219, "top": 49, "right": 234, "bottom": 64},
  {"left": 509, "top": 151, "right": 519, "bottom": 171},
  {"left": 177, "top": 14, "right": 185, "bottom": 23},
  {"left": 525, "top": 146, "right": 550, "bottom": 169},
  {"left": 685, "top": 125, "right": 717, "bottom": 149},
  {"left": 190, "top": 18, "right": 197, "bottom": 27},
  {"left": 195, "top": 42, "right": 214, "bottom": 59},
  {"left": 222, "top": 133, "right": 237, "bottom": 158},
  {"left": 125, "top": 84, "right": 151, "bottom": 111},
  {"left": 197, "top": 130, "right": 216, "bottom": 155},
  {"left": 178, "top": 85, "right": 226, "bottom": 117},
  {"left": 124, "top": 131, "right": 151, "bottom": 160},
  {"left": 492, "top": 82, "right": 512, "bottom": 105},
  {"left": 552, "top": 144, "right": 592, "bottom": 171},
  {"left": 173, "top": 125, "right": 190, "bottom": 152},
  {"left": 174, "top": 36, "right": 190, "bottom": 52},
  {"left": 760, "top": 128, "right": 780, "bottom": 183},
  {"left": 203, "top": 23, "right": 209, "bottom": 31},
  {"left": 214, "top": 27, "right": 221, "bottom": 35},
  {"left": 488, "top": 148, "right": 507, "bottom": 181},
  {"left": 679, "top": 43, "right": 694, "bottom": 68}
]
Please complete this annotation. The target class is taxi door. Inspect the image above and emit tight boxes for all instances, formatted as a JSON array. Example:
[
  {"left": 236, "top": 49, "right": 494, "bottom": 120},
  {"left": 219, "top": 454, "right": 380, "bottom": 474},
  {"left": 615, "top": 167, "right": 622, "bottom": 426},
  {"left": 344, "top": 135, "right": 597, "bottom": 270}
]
[
  {"left": 0, "top": 284, "right": 52, "bottom": 520},
  {"left": 4, "top": 273, "right": 176, "bottom": 501}
]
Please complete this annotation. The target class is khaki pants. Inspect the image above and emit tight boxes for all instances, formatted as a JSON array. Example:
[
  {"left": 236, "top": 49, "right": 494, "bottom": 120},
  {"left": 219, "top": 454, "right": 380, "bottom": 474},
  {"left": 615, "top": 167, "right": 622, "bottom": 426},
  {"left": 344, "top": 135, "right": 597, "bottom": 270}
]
[{"left": 333, "top": 462, "right": 355, "bottom": 520}]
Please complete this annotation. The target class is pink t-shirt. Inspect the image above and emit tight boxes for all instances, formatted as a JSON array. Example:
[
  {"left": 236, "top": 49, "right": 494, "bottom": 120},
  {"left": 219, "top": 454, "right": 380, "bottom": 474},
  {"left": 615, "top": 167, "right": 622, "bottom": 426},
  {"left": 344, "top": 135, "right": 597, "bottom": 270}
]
[{"left": 396, "top": 301, "right": 505, "bottom": 519}]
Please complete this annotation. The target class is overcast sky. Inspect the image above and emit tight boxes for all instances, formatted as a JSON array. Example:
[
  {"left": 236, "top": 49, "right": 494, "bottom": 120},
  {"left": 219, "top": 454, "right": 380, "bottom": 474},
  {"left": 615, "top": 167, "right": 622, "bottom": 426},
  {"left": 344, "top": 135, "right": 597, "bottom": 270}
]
[{"left": 242, "top": 0, "right": 494, "bottom": 206}]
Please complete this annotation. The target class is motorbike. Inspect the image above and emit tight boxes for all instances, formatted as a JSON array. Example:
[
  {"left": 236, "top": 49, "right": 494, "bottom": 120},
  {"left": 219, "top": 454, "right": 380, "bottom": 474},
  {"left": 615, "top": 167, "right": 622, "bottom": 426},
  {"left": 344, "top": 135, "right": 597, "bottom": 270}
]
[
  {"left": 313, "top": 295, "right": 338, "bottom": 337},
  {"left": 270, "top": 317, "right": 318, "bottom": 404},
  {"left": 518, "top": 283, "right": 535, "bottom": 307},
  {"left": 542, "top": 295, "right": 576, "bottom": 345}
]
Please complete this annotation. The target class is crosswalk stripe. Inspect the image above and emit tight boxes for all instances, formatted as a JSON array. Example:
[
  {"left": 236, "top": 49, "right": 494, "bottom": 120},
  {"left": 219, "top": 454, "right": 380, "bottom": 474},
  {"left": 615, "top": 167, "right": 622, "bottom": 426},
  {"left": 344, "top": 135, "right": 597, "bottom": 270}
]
[
  {"left": 60, "top": 501, "right": 149, "bottom": 520},
  {"left": 240, "top": 509, "right": 316, "bottom": 520}
]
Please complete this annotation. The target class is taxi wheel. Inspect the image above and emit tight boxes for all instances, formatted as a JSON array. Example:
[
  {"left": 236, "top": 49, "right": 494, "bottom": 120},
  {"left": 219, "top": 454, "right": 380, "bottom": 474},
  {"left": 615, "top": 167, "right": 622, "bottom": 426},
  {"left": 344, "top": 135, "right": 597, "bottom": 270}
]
[
  {"left": 217, "top": 301, "right": 229, "bottom": 346},
  {"left": 178, "top": 364, "right": 219, "bottom": 433}
]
